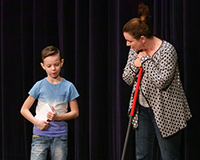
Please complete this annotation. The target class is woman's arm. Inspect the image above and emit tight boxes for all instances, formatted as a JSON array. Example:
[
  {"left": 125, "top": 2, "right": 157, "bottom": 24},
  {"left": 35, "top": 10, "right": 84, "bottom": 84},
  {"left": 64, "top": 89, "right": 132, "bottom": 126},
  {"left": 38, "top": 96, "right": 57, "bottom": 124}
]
[
  {"left": 122, "top": 48, "right": 140, "bottom": 86},
  {"left": 140, "top": 46, "right": 177, "bottom": 90}
]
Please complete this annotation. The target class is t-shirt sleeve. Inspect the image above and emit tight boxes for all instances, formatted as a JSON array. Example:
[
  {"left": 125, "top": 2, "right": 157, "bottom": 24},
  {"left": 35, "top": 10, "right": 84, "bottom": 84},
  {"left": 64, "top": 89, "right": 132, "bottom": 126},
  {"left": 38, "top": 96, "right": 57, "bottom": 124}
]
[
  {"left": 28, "top": 81, "right": 40, "bottom": 99},
  {"left": 69, "top": 83, "right": 79, "bottom": 102}
]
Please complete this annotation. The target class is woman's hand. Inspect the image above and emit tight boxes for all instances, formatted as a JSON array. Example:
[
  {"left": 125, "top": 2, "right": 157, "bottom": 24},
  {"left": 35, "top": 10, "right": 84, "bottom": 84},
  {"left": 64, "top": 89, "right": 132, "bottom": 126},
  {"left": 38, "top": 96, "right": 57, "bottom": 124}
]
[
  {"left": 134, "top": 57, "right": 142, "bottom": 67},
  {"left": 138, "top": 51, "right": 149, "bottom": 58},
  {"left": 134, "top": 51, "right": 149, "bottom": 67}
]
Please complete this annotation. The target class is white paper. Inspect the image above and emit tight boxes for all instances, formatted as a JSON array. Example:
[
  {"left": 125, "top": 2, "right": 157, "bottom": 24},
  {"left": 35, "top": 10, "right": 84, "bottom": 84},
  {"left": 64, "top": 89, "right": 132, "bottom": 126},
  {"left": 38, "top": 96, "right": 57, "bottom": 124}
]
[{"left": 35, "top": 104, "right": 52, "bottom": 121}]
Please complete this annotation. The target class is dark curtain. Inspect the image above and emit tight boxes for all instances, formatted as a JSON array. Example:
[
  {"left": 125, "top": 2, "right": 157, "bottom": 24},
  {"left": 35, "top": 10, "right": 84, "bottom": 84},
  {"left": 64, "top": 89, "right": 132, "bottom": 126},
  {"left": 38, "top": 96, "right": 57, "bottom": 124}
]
[{"left": 0, "top": 0, "right": 199, "bottom": 160}]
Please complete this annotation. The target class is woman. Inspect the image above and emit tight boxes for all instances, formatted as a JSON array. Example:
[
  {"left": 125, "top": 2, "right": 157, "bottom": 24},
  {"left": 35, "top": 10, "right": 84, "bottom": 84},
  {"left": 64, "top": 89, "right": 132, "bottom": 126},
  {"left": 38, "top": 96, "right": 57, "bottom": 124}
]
[{"left": 122, "top": 3, "right": 192, "bottom": 160}]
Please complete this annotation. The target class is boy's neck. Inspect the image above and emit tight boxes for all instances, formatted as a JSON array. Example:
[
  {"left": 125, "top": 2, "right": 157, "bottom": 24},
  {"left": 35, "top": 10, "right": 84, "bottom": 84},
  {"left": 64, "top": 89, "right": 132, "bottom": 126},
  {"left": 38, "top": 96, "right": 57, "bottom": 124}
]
[{"left": 46, "top": 76, "right": 63, "bottom": 84}]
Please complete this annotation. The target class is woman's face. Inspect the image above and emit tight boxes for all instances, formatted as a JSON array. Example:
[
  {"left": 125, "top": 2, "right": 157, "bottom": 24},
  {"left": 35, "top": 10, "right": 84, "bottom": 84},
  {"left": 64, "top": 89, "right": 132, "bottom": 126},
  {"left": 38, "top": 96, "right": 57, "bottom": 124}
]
[{"left": 123, "top": 32, "right": 143, "bottom": 51}]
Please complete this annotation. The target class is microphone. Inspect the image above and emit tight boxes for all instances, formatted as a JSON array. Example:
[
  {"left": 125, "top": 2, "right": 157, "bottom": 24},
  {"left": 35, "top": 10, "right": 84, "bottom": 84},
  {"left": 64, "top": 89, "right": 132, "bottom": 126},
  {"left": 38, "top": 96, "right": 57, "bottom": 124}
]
[{"left": 137, "top": 49, "right": 143, "bottom": 54}]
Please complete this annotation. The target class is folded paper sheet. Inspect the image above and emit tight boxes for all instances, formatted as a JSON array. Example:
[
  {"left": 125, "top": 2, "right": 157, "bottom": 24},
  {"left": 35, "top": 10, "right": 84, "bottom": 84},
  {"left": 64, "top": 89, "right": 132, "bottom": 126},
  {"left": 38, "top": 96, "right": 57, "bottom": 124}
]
[{"left": 35, "top": 104, "right": 52, "bottom": 121}]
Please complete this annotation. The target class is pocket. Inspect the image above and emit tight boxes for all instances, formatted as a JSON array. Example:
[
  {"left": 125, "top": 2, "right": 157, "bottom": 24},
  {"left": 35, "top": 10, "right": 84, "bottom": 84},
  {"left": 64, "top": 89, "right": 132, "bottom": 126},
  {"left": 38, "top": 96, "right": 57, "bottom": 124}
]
[{"left": 60, "top": 135, "right": 68, "bottom": 142}]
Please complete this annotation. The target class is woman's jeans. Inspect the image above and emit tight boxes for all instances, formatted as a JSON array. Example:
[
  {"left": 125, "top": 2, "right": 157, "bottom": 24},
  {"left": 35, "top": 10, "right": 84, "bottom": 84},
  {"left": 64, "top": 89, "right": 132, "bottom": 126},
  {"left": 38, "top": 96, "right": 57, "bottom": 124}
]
[
  {"left": 135, "top": 105, "right": 182, "bottom": 160},
  {"left": 30, "top": 135, "right": 68, "bottom": 160}
]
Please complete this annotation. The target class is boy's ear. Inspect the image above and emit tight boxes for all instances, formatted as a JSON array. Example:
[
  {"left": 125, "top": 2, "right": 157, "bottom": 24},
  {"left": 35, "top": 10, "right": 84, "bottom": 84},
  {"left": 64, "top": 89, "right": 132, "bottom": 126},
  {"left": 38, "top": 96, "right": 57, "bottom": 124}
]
[
  {"left": 40, "top": 62, "right": 45, "bottom": 70},
  {"left": 61, "top": 59, "right": 64, "bottom": 67}
]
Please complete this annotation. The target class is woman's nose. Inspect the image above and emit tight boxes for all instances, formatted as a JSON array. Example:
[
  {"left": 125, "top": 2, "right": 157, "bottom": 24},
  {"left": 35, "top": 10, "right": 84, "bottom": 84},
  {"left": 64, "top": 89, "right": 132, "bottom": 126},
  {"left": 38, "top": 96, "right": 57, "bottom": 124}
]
[{"left": 126, "top": 41, "right": 130, "bottom": 46}]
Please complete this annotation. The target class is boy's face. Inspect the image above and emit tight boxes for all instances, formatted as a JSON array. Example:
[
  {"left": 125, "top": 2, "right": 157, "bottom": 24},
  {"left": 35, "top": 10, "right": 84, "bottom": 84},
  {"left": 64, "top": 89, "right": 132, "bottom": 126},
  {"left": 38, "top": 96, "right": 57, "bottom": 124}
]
[{"left": 41, "top": 54, "right": 64, "bottom": 79}]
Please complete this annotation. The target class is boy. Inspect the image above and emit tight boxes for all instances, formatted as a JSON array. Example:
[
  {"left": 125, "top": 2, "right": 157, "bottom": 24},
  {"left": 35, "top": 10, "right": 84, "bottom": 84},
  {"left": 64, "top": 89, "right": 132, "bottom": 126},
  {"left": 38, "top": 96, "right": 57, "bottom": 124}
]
[{"left": 20, "top": 46, "right": 79, "bottom": 160}]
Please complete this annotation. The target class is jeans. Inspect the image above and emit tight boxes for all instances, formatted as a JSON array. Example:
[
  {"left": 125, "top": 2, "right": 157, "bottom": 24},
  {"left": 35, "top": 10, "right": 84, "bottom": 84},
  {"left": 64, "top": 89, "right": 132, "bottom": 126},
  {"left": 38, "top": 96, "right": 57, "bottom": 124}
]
[
  {"left": 135, "top": 105, "right": 182, "bottom": 160},
  {"left": 30, "top": 135, "right": 68, "bottom": 160}
]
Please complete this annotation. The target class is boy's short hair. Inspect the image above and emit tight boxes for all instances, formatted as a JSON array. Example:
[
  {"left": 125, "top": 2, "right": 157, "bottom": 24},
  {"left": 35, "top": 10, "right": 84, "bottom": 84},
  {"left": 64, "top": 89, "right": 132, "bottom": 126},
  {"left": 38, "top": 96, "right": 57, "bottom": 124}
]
[{"left": 41, "top": 46, "right": 61, "bottom": 62}]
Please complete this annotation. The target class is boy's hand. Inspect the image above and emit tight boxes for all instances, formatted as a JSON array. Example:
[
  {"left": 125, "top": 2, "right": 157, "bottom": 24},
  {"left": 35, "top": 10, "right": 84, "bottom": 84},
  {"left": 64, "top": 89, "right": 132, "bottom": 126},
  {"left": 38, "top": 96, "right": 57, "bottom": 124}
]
[
  {"left": 35, "top": 119, "right": 49, "bottom": 130},
  {"left": 47, "top": 106, "right": 58, "bottom": 121}
]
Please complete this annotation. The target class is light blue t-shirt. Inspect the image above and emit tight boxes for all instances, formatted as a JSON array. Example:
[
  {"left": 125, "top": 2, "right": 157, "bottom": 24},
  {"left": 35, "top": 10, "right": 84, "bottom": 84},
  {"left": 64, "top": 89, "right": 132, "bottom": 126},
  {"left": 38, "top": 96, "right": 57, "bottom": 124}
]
[{"left": 29, "top": 78, "right": 79, "bottom": 137}]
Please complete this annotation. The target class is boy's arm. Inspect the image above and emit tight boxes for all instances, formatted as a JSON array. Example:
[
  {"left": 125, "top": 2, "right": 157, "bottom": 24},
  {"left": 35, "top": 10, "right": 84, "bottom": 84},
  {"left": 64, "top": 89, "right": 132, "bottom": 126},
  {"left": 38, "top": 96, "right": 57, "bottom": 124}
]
[
  {"left": 20, "top": 95, "right": 49, "bottom": 130},
  {"left": 47, "top": 99, "right": 79, "bottom": 121}
]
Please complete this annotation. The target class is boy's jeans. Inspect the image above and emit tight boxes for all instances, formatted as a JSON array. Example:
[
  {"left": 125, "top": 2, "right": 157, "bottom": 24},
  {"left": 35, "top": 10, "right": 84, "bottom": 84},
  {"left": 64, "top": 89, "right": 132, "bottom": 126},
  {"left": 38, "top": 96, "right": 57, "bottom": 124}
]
[
  {"left": 30, "top": 135, "right": 68, "bottom": 160},
  {"left": 135, "top": 105, "right": 182, "bottom": 160}
]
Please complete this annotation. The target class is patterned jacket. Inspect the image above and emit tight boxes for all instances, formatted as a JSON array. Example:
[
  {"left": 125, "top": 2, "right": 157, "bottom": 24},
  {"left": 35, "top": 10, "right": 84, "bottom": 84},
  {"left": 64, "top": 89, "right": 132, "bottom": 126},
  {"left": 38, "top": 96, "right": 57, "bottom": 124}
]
[{"left": 122, "top": 41, "right": 192, "bottom": 138}]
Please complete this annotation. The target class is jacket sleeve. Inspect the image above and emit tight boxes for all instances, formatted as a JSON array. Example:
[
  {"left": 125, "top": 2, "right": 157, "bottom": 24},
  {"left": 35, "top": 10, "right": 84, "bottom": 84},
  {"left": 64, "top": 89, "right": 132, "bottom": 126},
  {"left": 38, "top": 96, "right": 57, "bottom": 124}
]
[
  {"left": 122, "top": 48, "right": 140, "bottom": 86},
  {"left": 140, "top": 45, "right": 178, "bottom": 90}
]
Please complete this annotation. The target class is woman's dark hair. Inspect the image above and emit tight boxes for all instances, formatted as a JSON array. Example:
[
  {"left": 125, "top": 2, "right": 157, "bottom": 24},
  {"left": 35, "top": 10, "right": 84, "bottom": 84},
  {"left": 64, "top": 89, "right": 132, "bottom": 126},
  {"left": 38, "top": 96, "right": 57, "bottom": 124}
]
[{"left": 123, "top": 2, "right": 153, "bottom": 40}]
